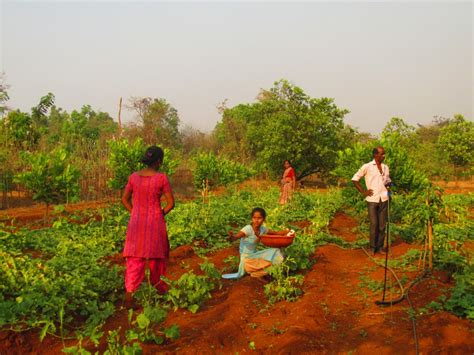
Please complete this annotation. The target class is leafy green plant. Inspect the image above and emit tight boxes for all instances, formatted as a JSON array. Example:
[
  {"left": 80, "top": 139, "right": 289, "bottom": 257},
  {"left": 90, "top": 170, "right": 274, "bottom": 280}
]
[
  {"left": 107, "top": 138, "right": 179, "bottom": 190},
  {"left": 163, "top": 261, "right": 221, "bottom": 313},
  {"left": 264, "top": 259, "right": 304, "bottom": 304},
  {"left": 126, "top": 306, "right": 179, "bottom": 344},
  {"left": 191, "top": 151, "right": 254, "bottom": 189},
  {"left": 103, "top": 328, "right": 142, "bottom": 355},
  {"left": 444, "top": 269, "right": 474, "bottom": 320},
  {"left": 437, "top": 115, "right": 474, "bottom": 175},
  {"left": 15, "top": 148, "right": 80, "bottom": 221},
  {"left": 216, "top": 79, "right": 350, "bottom": 179}
]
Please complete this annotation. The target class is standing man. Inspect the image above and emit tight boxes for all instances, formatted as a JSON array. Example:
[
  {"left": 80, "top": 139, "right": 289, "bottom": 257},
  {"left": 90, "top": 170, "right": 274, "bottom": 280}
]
[{"left": 352, "top": 147, "right": 392, "bottom": 256}]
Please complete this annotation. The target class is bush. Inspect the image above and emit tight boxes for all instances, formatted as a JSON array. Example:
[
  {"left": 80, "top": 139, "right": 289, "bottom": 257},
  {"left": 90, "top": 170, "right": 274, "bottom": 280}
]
[
  {"left": 191, "top": 152, "right": 254, "bottom": 190},
  {"left": 15, "top": 148, "right": 80, "bottom": 206},
  {"left": 107, "top": 138, "right": 179, "bottom": 190},
  {"left": 444, "top": 269, "right": 474, "bottom": 320}
]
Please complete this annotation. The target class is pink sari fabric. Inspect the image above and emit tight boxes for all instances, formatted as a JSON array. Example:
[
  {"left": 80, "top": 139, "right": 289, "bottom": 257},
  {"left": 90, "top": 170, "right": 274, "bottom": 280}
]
[
  {"left": 123, "top": 172, "right": 172, "bottom": 258},
  {"left": 125, "top": 257, "right": 168, "bottom": 293},
  {"left": 279, "top": 167, "right": 295, "bottom": 205}
]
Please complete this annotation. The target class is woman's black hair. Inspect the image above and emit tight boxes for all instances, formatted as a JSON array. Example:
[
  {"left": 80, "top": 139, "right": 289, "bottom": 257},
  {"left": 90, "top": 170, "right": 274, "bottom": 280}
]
[
  {"left": 142, "top": 146, "right": 164, "bottom": 167},
  {"left": 284, "top": 159, "right": 292, "bottom": 166},
  {"left": 251, "top": 207, "right": 266, "bottom": 219}
]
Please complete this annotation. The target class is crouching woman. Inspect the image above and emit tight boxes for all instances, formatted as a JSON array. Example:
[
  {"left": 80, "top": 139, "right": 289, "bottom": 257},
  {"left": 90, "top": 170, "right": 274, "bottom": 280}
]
[{"left": 222, "top": 207, "right": 290, "bottom": 280}]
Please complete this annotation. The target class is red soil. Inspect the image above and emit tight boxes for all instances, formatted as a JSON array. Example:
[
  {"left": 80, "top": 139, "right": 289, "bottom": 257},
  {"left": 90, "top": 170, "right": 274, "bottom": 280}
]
[
  {"left": 433, "top": 179, "right": 474, "bottom": 194},
  {"left": 0, "top": 200, "right": 114, "bottom": 227},
  {"left": 1, "top": 210, "right": 473, "bottom": 354}
]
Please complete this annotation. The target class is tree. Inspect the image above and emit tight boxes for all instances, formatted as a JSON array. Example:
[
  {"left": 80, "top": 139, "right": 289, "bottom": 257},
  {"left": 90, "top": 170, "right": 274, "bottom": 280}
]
[
  {"left": 127, "top": 97, "right": 181, "bottom": 148},
  {"left": 213, "top": 104, "right": 252, "bottom": 163},
  {"left": 3, "top": 110, "right": 35, "bottom": 150},
  {"left": 381, "top": 117, "right": 416, "bottom": 150},
  {"left": 191, "top": 151, "right": 254, "bottom": 190},
  {"left": 216, "top": 79, "right": 350, "bottom": 179},
  {"left": 180, "top": 125, "right": 215, "bottom": 156},
  {"left": 2, "top": 93, "right": 55, "bottom": 150},
  {"left": 107, "top": 138, "right": 180, "bottom": 190},
  {"left": 61, "top": 105, "right": 118, "bottom": 148},
  {"left": 437, "top": 115, "right": 474, "bottom": 173},
  {"left": 0, "top": 73, "right": 9, "bottom": 117},
  {"left": 409, "top": 118, "right": 452, "bottom": 179},
  {"left": 15, "top": 149, "right": 80, "bottom": 222}
]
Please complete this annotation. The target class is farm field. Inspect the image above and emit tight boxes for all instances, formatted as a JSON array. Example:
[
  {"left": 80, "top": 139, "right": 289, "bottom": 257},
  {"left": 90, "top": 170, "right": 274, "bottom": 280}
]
[
  {"left": 0, "top": 183, "right": 472, "bottom": 354},
  {"left": 2, "top": 4, "right": 473, "bottom": 354}
]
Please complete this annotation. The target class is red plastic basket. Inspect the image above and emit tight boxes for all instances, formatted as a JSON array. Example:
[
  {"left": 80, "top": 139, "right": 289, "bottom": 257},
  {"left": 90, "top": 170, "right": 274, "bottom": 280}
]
[{"left": 260, "top": 234, "right": 296, "bottom": 248}]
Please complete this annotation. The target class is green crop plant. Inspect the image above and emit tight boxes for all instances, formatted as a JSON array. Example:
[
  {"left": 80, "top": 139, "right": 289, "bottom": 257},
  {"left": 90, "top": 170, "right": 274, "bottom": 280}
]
[{"left": 15, "top": 148, "right": 80, "bottom": 222}]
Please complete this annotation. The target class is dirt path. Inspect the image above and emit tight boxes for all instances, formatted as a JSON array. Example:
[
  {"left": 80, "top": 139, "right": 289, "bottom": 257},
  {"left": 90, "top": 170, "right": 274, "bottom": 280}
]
[{"left": 1, "top": 213, "right": 473, "bottom": 354}]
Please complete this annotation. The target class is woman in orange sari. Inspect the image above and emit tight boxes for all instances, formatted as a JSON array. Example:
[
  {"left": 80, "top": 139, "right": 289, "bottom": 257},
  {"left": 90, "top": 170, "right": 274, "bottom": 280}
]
[{"left": 279, "top": 160, "right": 296, "bottom": 205}]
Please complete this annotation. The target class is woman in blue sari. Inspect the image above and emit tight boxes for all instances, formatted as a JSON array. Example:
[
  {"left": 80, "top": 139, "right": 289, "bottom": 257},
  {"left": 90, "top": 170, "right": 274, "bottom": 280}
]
[{"left": 222, "top": 207, "right": 290, "bottom": 279}]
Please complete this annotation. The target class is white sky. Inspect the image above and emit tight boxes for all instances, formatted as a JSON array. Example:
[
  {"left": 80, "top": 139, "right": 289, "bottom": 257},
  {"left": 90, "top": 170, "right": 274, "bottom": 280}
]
[{"left": 1, "top": 1, "right": 472, "bottom": 134}]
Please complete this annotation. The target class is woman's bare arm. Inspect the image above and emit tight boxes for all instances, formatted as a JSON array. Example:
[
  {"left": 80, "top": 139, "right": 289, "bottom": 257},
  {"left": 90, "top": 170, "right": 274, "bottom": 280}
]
[
  {"left": 228, "top": 230, "right": 246, "bottom": 240},
  {"left": 162, "top": 191, "right": 175, "bottom": 215},
  {"left": 121, "top": 189, "right": 133, "bottom": 213}
]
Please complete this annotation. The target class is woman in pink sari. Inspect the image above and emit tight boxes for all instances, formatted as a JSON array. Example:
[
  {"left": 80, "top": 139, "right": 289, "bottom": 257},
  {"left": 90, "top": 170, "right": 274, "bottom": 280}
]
[
  {"left": 121, "top": 146, "right": 174, "bottom": 306},
  {"left": 279, "top": 160, "right": 296, "bottom": 205}
]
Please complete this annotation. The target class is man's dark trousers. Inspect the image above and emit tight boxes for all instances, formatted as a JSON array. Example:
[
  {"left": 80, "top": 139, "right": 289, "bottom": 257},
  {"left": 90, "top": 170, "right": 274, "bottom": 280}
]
[{"left": 367, "top": 200, "right": 388, "bottom": 251}]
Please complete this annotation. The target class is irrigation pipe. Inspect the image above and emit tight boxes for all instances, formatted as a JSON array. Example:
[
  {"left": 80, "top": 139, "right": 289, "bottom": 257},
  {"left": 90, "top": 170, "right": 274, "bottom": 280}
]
[
  {"left": 360, "top": 247, "right": 405, "bottom": 304},
  {"left": 361, "top": 246, "right": 429, "bottom": 355}
]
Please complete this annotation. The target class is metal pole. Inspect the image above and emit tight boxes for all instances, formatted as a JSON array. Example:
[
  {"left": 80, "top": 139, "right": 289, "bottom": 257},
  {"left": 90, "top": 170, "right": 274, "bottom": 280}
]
[{"left": 381, "top": 196, "right": 390, "bottom": 302}]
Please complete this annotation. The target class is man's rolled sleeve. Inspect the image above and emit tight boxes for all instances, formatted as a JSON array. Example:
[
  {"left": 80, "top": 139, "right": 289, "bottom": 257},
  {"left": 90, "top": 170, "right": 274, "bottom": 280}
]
[
  {"left": 384, "top": 167, "right": 392, "bottom": 185},
  {"left": 351, "top": 164, "right": 367, "bottom": 182}
]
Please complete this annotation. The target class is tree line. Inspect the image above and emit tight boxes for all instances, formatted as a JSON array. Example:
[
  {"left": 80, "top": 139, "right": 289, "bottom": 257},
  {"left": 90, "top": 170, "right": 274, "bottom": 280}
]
[{"left": 0, "top": 75, "right": 472, "bottom": 210}]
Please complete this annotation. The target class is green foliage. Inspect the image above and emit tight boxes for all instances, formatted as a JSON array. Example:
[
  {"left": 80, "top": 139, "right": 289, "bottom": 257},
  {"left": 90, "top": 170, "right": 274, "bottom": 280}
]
[
  {"left": 127, "top": 97, "right": 181, "bottom": 148},
  {"left": 103, "top": 327, "right": 143, "bottom": 355},
  {"left": 332, "top": 142, "right": 373, "bottom": 212},
  {"left": 164, "top": 261, "right": 221, "bottom": 313},
  {"left": 0, "top": 147, "right": 15, "bottom": 196},
  {"left": 381, "top": 135, "right": 431, "bottom": 193},
  {"left": 437, "top": 115, "right": 474, "bottom": 170},
  {"left": 31, "top": 92, "right": 55, "bottom": 120},
  {"left": 0, "top": 206, "right": 126, "bottom": 334},
  {"left": 127, "top": 306, "right": 171, "bottom": 344},
  {"left": 3, "top": 110, "right": 38, "bottom": 149},
  {"left": 444, "top": 269, "right": 474, "bottom": 320},
  {"left": 212, "top": 105, "right": 251, "bottom": 162},
  {"left": 58, "top": 105, "right": 117, "bottom": 149},
  {"left": 191, "top": 151, "right": 254, "bottom": 189},
  {"left": 406, "top": 118, "right": 451, "bottom": 179},
  {"left": 381, "top": 117, "right": 415, "bottom": 141},
  {"left": 215, "top": 79, "right": 350, "bottom": 179},
  {"left": 333, "top": 135, "right": 430, "bottom": 197},
  {"left": 144, "top": 98, "right": 181, "bottom": 148},
  {"left": 107, "top": 139, "right": 146, "bottom": 190},
  {"left": 264, "top": 259, "right": 304, "bottom": 304},
  {"left": 15, "top": 148, "right": 80, "bottom": 205},
  {"left": 0, "top": 73, "right": 9, "bottom": 117},
  {"left": 107, "top": 138, "right": 179, "bottom": 190}
]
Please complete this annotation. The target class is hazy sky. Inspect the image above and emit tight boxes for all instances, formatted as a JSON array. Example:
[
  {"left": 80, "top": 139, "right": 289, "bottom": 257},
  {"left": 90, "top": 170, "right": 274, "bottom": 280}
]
[{"left": 2, "top": 1, "right": 472, "bottom": 134}]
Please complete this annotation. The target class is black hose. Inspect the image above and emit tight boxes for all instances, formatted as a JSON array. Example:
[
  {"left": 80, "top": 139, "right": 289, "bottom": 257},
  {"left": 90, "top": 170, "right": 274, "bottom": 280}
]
[
  {"left": 406, "top": 289, "right": 419, "bottom": 355},
  {"left": 362, "top": 245, "right": 428, "bottom": 355}
]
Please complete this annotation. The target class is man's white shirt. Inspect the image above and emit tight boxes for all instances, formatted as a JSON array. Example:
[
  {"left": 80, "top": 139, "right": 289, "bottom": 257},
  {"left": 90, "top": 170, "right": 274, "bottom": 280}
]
[{"left": 352, "top": 160, "right": 392, "bottom": 203}]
